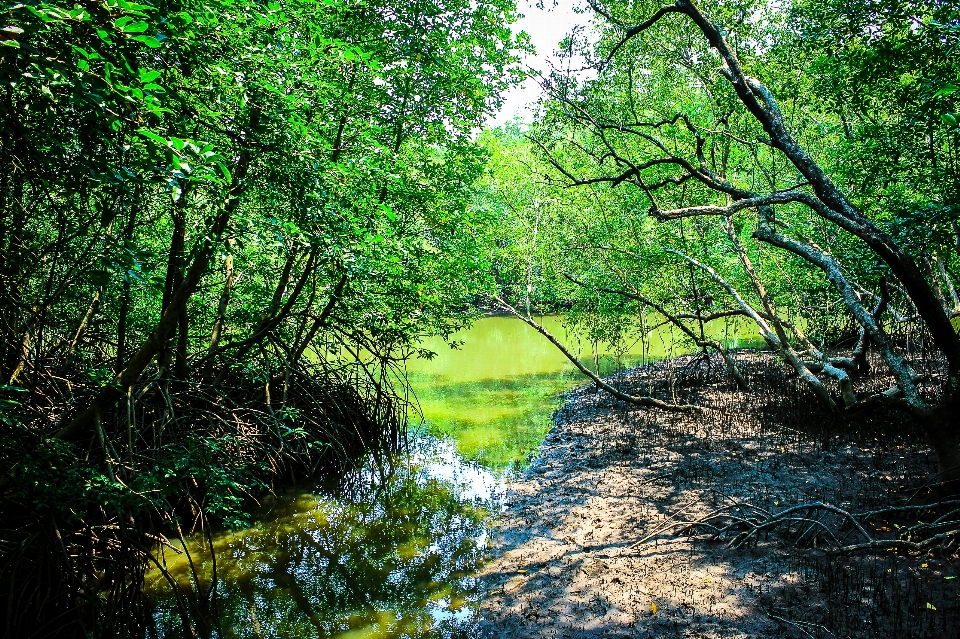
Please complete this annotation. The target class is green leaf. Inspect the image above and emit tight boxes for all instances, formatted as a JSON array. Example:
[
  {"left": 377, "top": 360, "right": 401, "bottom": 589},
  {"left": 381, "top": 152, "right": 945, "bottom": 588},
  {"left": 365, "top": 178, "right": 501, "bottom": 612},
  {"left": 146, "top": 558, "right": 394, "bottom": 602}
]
[
  {"left": 215, "top": 160, "right": 232, "bottom": 182},
  {"left": 381, "top": 203, "right": 396, "bottom": 221},
  {"left": 136, "top": 128, "right": 167, "bottom": 145},
  {"left": 122, "top": 21, "right": 149, "bottom": 33},
  {"left": 0, "top": 385, "right": 28, "bottom": 393},
  {"left": 132, "top": 35, "right": 161, "bottom": 48},
  {"left": 139, "top": 69, "right": 161, "bottom": 83},
  {"left": 1, "top": 40, "right": 20, "bottom": 48},
  {"left": 942, "top": 113, "right": 958, "bottom": 126},
  {"left": 935, "top": 84, "right": 958, "bottom": 98}
]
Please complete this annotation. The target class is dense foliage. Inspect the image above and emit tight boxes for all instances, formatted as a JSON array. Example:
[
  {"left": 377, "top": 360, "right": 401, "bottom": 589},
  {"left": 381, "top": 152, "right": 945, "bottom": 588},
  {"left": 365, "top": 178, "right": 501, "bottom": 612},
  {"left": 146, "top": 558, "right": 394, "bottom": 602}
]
[
  {"left": 478, "top": 0, "right": 960, "bottom": 473},
  {"left": 0, "top": 0, "right": 522, "bottom": 635},
  {"left": 6, "top": 0, "right": 960, "bottom": 633}
]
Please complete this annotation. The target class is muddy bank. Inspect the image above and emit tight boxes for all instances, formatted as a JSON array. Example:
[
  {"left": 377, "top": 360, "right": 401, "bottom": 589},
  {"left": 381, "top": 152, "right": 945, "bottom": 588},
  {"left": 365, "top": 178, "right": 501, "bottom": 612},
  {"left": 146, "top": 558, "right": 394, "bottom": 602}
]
[{"left": 478, "top": 352, "right": 960, "bottom": 638}]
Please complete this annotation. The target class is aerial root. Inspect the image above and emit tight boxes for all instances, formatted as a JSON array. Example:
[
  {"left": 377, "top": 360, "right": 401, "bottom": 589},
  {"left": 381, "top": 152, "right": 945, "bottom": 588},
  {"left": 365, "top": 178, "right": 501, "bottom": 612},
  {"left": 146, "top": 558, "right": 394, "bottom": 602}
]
[{"left": 630, "top": 498, "right": 960, "bottom": 554}]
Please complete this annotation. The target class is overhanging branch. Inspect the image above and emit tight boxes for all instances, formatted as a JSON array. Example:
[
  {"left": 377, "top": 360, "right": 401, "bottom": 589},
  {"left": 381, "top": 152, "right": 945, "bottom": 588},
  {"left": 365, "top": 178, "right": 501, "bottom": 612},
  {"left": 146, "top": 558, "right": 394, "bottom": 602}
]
[{"left": 493, "top": 296, "right": 701, "bottom": 412}]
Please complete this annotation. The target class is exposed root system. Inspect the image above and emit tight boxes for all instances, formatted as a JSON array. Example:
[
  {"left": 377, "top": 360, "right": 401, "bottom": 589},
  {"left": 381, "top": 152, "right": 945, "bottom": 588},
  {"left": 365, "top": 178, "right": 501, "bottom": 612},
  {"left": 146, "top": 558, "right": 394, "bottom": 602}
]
[
  {"left": 479, "top": 350, "right": 960, "bottom": 638},
  {"left": 0, "top": 362, "right": 407, "bottom": 639}
]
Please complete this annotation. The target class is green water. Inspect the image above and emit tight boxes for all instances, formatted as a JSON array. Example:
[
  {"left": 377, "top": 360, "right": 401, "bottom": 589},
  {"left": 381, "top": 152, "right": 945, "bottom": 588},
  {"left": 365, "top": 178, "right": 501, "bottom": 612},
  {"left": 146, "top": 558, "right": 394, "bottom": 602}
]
[
  {"left": 148, "top": 315, "right": 759, "bottom": 638},
  {"left": 147, "top": 438, "right": 491, "bottom": 639},
  {"left": 408, "top": 314, "right": 757, "bottom": 469}
]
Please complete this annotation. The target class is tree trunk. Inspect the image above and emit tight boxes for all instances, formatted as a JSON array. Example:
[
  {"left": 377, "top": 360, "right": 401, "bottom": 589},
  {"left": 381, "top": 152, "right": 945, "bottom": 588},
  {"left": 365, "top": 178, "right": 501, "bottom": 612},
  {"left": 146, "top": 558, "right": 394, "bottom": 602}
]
[
  {"left": 208, "top": 231, "right": 235, "bottom": 353},
  {"left": 50, "top": 113, "right": 258, "bottom": 445},
  {"left": 1, "top": 154, "right": 25, "bottom": 382},
  {"left": 718, "top": 347, "right": 749, "bottom": 392},
  {"left": 920, "top": 399, "right": 960, "bottom": 493},
  {"left": 159, "top": 191, "right": 188, "bottom": 378},
  {"left": 116, "top": 203, "right": 139, "bottom": 372}
]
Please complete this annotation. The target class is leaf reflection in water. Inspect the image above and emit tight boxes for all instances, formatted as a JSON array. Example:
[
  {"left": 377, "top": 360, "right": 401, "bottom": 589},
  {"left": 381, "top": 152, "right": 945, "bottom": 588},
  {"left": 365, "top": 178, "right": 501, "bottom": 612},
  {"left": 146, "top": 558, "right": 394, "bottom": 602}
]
[{"left": 147, "top": 437, "right": 497, "bottom": 639}]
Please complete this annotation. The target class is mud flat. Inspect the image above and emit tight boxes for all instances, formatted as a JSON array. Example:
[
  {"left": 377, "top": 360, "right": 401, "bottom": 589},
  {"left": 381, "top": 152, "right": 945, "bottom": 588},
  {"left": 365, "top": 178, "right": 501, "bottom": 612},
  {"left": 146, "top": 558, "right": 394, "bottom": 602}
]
[{"left": 478, "top": 352, "right": 960, "bottom": 638}]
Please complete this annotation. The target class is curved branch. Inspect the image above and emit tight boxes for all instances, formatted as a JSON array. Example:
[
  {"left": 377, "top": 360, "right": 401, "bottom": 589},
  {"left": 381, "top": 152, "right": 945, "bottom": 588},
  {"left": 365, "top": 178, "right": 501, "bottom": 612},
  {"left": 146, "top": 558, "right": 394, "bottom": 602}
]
[
  {"left": 602, "top": 5, "right": 685, "bottom": 67},
  {"left": 587, "top": 0, "right": 960, "bottom": 378},
  {"left": 653, "top": 191, "right": 811, "bottom": 221},
  {"left": 753, "top": 216, "right": 923, "bottom": 409},
  {"left": 494, "top": 296, "right": 700, "bottom": 412},
  {"left": 562, "top": 273, "right": 749, "bottom": 390},
  {"left": 671, "top": 0, "right": 960, "bottom": 373},
  {"left": 666, "top": 246, "right": 840, "bottom": 410},
  {"left": 852, "top": 276, "right": 889, "bottom": 373}
]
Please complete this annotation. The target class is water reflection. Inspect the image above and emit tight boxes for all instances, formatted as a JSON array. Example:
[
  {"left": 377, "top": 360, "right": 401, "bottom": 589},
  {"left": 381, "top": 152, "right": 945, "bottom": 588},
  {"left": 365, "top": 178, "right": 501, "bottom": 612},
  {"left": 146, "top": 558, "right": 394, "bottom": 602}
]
[
  {"left": 147, "top": 438, "right": 497, "bottom": 639},
  {"left": 409, "top": 371, "right": 578, "bottom": 469}
]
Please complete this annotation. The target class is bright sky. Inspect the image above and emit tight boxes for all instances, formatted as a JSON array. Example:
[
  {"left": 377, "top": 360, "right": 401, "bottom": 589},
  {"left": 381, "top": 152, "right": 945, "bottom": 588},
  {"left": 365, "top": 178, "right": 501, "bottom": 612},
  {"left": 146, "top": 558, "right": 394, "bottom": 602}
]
[{"left": 488, "top": 0, "right": 593, "bottom": 127}]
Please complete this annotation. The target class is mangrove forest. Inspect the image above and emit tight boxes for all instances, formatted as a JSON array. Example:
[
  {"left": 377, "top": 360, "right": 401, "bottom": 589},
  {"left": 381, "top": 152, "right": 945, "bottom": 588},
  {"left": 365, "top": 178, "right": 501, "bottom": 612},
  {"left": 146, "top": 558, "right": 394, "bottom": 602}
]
[{"left": 2, "top": 0, "right": 960, "bottom": 636}]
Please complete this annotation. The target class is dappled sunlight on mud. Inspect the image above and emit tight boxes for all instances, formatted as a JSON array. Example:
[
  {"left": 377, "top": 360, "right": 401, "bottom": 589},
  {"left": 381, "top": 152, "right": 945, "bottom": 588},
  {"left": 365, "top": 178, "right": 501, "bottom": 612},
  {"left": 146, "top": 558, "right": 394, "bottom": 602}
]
[{"left": 480, "top": 352, "right": 960, "bottom": 638}]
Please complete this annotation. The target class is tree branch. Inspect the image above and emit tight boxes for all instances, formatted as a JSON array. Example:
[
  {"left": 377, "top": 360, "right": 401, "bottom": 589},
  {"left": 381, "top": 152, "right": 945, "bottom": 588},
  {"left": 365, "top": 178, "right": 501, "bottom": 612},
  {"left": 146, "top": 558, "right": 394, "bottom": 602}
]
[
  {"left": 562, "top": 273, "right": 749, "bottom": 390},
  {"left": 652, "top": 191, "right": 812, "bottom": 221},
  {"left": 753, "top": 214, "right": 923, "bottom": 409},
  {"left": 494, "top": 296, "right": 700, "bottom": 412},
  {"left": 602, "top": 4, "right": 685, "bottom": 68}
]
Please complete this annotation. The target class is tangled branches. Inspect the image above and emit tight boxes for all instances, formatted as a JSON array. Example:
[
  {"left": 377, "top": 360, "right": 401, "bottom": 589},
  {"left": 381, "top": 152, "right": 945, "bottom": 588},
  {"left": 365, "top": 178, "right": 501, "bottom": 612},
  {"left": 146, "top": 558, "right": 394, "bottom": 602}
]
[
  {"left": 633, "top": 497, "right": 960, "bottom": 555},
  {"left": 0, "top": 355, "right": 410, "bottom": 639}
]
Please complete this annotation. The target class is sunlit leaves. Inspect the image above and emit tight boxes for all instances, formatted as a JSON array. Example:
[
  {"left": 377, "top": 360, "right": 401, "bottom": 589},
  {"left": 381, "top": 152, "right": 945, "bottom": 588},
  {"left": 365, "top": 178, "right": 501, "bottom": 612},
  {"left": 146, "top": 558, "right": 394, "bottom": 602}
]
[{"left": 1, "top": 0, "right": 524, "bottom": 553}]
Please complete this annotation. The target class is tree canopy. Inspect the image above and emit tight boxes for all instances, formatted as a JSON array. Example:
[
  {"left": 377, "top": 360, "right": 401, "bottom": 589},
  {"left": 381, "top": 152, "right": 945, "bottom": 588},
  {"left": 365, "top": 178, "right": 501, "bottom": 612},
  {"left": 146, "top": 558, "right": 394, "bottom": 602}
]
[
  {"left": 4, "top": 0, "right": 960, "bottom": 633},
  {"left": 0, "top": 0, "right": 524, "bottom": 634},
  {"left": 479, "top": 0, "right": 960, "bottom": 476}
]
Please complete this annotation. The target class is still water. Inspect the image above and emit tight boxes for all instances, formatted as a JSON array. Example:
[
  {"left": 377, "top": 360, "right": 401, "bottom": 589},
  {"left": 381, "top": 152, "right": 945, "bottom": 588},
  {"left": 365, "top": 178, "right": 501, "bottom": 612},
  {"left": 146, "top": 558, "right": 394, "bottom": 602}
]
[
  {"left": 148, "top": 315, "right": 757, "bottom": 638},
  {"left": 408, "top": 315, "right": 756, "bottom": 469}
]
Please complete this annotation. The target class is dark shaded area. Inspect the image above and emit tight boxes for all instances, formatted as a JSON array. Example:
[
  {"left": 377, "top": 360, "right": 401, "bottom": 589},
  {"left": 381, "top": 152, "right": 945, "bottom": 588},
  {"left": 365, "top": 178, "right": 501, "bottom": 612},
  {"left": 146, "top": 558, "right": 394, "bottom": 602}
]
[{"left": 0, "top": 364, "right": 406, "bottom": 639}]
